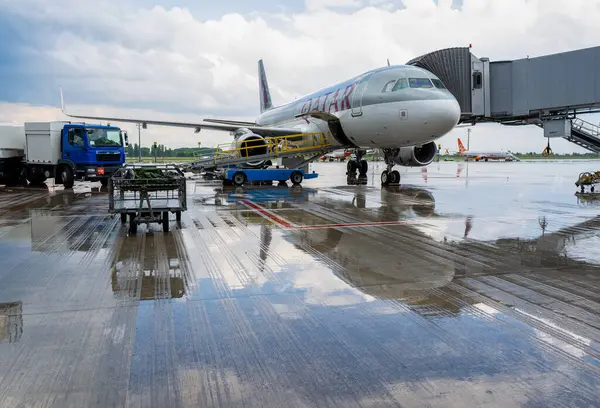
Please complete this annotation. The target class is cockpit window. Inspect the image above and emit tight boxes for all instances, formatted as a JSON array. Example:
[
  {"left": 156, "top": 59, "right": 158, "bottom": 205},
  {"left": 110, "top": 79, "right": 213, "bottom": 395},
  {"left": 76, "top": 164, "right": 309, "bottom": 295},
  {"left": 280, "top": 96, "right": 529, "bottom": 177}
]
[
  {"left": 431, "top": 78, "right": 447, "bottom": 89},
  {"left": 382, "top": 80, "right": 396, "bottom": 93},
  {"left": 392, "top": 78, "right": 408, "bottom": 91},
  {"left": 408, "top": 78, "right": 433, "bottom": 88}
]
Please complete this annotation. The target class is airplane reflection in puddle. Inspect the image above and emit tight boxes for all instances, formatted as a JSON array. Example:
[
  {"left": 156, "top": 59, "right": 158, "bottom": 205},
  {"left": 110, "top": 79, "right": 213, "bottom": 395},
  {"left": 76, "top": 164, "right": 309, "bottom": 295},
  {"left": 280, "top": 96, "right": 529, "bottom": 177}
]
[
  {"left": 216, "top": 185, "right": 464, "bottom": 315},
  {"left": 211, "top": 184, "right": 600, "bottom": 316}
]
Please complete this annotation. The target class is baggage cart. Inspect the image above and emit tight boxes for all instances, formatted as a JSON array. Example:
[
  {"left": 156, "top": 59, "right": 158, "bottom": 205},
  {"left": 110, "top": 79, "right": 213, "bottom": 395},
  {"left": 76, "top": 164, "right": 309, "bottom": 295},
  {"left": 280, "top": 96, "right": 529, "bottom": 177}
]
[{"left": 108, "top": 164, "right": 187, "bottom": 234}]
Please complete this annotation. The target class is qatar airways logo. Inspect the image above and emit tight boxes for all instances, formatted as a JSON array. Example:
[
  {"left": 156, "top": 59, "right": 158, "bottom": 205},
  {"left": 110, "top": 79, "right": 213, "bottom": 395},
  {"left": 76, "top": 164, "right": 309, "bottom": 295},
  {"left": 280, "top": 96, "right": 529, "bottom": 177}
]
[{"left": 299, "top": 82, "right": 357, "bottom": 115}]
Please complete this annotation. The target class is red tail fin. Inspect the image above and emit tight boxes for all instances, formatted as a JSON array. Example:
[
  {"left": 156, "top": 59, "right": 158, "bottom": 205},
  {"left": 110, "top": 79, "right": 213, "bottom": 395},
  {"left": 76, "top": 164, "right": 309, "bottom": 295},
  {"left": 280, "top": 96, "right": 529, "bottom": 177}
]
[{"left": 457, "top": 138, "right": 466, "bottom": 154}]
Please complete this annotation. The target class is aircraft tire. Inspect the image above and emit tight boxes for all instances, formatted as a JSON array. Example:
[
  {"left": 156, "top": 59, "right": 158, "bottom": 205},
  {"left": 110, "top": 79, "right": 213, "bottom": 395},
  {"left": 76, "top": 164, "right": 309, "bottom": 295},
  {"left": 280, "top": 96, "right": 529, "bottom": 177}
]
[
  {"left": 347, "top": 160, "right": 358, "bottom": 174},
  {"left": 381, "top": 170, "right": 389, "bottom": 186},
  {"left": 359, "top": 160, "right": 368, "bottom": 175},
  {"left": 389, "top": 170, "right": 401, "bottom": 185}
]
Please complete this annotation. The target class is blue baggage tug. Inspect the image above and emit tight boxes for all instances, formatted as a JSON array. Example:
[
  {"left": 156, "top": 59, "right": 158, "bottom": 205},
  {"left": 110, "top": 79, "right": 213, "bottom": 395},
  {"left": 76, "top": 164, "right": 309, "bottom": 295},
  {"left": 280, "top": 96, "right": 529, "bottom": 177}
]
[{"left": 223, "top": 167, "right": 318, "bottom": 186}]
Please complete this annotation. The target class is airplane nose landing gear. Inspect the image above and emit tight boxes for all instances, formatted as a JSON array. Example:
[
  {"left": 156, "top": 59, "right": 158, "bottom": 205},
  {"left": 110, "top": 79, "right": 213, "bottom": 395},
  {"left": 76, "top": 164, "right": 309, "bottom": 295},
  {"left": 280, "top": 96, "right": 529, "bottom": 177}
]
[{"left": 381, "top": 148, "right": 401, "bottom": 186}]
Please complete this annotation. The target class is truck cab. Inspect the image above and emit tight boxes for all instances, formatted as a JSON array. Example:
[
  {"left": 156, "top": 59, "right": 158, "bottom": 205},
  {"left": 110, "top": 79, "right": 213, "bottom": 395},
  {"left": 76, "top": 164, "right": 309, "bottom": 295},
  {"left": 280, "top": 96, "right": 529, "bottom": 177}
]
[{"left": 60, "top": 124, "right": 128, "bottom": 186}]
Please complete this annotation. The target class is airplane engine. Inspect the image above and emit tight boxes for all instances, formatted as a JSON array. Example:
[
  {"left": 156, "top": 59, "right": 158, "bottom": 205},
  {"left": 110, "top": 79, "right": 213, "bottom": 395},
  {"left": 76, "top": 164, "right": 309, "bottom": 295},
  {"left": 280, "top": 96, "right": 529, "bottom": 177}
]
[
  {"left": 392, "top": 141, "right": 438, "bottom": 167},
  {"left": 232, "top": 128, "right": 270, "bottom": 168}
]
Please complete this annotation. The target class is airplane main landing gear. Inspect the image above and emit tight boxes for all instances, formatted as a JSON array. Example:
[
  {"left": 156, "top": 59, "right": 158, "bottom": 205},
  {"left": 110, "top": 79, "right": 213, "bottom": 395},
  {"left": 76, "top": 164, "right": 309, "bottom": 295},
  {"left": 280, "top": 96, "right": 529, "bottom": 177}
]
[
  {"left": 346, "top": 149, "right": 368, "bottom": 185},
  {"left": 346, "top": 149, "right": 368, "bottom": 177},
  {"left": 381, "top": 148, "right": 400, "bottom": 186}
]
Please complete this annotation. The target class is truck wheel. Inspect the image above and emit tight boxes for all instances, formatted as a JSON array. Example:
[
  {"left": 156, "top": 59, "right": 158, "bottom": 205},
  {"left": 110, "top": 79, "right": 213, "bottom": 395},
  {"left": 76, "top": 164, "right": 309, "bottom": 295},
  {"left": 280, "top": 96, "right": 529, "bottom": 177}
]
[
  {"left": 162, "top": 211, "right": 169, "bottom": 233},
  {"left": 232, "top": 171, "right": 246, "bottom": 186},
  {"left": 6, "top": 167, "right": 27, "bottom": 187},
  {"left": 100, "top": 179, "right": 108, "bottom": 187},
  {"left": 290, "top": 171, "right": 303, "bottom": 185},
  {"left": 61, "top": 166, "right": 74, "bottom": 189}
]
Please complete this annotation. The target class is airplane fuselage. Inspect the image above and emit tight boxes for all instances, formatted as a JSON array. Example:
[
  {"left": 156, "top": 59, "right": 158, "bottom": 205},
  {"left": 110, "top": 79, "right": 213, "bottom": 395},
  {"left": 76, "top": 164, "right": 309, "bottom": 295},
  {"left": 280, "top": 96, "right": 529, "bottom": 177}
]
[
  {"left": 462, "top": 151, "right": 520, "bottom": 161},
  {"left": 256, "top": 65, "right": 461, "bottom": 149}
]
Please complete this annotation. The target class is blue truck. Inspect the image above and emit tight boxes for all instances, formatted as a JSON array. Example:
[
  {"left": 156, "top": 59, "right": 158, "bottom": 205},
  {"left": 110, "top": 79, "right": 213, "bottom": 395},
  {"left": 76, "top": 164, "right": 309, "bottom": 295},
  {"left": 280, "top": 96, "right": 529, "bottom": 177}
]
[{"left": 0, "top": 121, "right": 128, "bottom": 188}]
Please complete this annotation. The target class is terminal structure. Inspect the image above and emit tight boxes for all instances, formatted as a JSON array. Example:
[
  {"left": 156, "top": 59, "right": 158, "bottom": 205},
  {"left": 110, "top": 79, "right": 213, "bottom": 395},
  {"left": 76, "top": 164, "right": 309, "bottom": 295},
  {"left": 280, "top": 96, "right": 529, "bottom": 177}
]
[{"left": 407, "top": 46, "right": 600, "bottom": 152}]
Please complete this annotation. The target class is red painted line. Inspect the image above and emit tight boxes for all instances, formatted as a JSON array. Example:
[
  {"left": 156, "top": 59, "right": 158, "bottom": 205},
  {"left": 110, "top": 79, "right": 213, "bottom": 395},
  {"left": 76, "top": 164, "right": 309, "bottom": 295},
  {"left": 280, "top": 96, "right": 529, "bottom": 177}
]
[
  {"left": 295, "top": 220, "right": 412, "bottom": 230},
  {"left": 239, "top": 199, "right": 294, "bottom": 228},
  {"left": 239, "top": 199, "right": 417, "bottom": 230}
]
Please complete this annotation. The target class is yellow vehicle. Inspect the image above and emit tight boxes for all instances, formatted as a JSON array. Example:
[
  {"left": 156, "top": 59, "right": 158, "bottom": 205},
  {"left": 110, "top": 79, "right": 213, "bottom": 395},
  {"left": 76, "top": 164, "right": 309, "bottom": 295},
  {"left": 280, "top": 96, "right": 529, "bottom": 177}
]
[{"left": 575, "top": 171, "right": 600, "bottom": 193}]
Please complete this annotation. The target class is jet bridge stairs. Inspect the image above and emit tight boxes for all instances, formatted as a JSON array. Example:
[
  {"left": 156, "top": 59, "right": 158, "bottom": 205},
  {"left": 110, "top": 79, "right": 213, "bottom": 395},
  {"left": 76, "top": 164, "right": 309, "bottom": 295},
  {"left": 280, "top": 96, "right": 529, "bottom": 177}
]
[{"left": 563, "top": 118, "right": 600, "bottom": 153}]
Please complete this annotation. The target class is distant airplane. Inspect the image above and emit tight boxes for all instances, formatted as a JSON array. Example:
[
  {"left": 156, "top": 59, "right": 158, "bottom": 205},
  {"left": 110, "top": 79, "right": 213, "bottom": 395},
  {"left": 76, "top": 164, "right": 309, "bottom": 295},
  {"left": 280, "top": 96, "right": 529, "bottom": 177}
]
[
  {"left": 61, "top": 59, "right": 461, "bottom": 185},
  {"left": 457, "top": 138, "right": 520, "bottom": 162},
  {"left": 320, "top": 149, "right": 352, "bottom": 162}
]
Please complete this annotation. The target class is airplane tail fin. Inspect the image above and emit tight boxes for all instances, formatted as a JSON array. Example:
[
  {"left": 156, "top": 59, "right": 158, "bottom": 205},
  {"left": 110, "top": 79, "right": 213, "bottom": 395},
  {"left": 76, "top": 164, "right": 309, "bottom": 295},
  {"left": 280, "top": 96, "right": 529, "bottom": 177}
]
[
  {"left": 258, "top": 59, "right": 273, "bottom": 114},
  {"left": 457, "top": 138, "right": 467, "bottom": 154}
]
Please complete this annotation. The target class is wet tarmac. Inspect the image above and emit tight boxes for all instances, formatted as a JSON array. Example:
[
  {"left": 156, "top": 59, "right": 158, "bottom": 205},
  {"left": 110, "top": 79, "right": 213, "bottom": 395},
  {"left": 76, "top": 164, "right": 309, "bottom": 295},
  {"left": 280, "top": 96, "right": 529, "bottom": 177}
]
[{"left": 2, "top": 160, "right": 600, "bottom": 407}]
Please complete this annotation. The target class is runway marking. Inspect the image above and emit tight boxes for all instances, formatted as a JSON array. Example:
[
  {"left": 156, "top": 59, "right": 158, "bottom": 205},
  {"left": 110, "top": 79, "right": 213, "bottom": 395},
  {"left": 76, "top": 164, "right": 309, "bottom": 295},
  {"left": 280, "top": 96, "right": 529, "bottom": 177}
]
[
  {"left": 238, "top": 199, "right": 293, "bottom": 228},
  {"left": 239, "top": 199, "right": 416, "bottom": 230}
]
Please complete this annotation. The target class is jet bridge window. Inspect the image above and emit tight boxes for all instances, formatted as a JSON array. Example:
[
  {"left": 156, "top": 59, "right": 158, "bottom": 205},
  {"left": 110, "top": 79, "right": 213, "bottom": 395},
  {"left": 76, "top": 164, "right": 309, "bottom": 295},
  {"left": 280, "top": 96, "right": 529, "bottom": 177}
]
[
  {"left": 473, "top": 72, "right": 482, "bottom": 89},
  {"left": 431, "top": 78, "right": 447, "bottom": 89},
  {"left": 408, "top": 78, "right": 433, "bottom": 88}
]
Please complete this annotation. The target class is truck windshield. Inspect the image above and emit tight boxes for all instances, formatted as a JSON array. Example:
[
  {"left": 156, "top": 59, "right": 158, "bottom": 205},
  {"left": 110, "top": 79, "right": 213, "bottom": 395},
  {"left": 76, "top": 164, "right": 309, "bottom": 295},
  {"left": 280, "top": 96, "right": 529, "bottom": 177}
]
[{"left": 86, "top": 128, "right": 122, "bottom": 147}]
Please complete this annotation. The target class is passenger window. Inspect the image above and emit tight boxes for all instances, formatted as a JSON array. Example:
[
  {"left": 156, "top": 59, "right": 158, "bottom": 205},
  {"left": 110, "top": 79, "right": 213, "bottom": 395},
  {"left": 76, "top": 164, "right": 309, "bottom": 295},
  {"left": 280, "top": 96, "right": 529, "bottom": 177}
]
[
  {"left": 392, "top": 78, "right": 408, "bottom": 91},
  {"left": 382, "top": 80, "right": 396, "bottom": 93},
  {"left": 431, "top": 79, "right": 447, "bottom": 89},
  {"left": 68, "top": 129, "right": 85, "bottom": 147},
  {"left": 408, "top": 78, "right": 433, "bottom": 88}
]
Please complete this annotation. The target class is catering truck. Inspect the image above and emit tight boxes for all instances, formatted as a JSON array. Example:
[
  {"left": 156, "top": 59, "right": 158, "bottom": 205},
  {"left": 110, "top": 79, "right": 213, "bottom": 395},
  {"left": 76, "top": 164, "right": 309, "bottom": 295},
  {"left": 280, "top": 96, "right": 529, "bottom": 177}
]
[{"left": 0, "top": 121, "right": 128, "bottom": 188}]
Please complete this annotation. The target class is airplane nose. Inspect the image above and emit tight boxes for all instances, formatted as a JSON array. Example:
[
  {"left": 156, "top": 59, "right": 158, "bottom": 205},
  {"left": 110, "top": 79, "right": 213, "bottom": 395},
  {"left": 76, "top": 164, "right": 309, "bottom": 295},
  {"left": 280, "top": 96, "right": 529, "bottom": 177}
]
[{"left": 434, "top": 99, "right": 461, "bottom": 136}]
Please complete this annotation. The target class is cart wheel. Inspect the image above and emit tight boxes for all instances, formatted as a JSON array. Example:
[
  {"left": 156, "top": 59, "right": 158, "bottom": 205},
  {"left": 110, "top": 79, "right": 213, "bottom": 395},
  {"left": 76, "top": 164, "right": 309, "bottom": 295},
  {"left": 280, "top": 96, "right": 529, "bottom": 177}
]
[
  {"left": 232, "top": 171, "right": 246, "bottom": 186},
  {"left": 290, "top": 171, "right": 303, "bottom": 185},
  {"left": 120, "top": 213, "right": 127, "bottom": 224},
  {"left": 176, "top": 211, "right": 182, "bottom": 227},
  {"left": 162, "top": 211, "right": 169, "bottom": 233},
  {"left": 129, "top": 214, "right": 137, "bottom": 235}
]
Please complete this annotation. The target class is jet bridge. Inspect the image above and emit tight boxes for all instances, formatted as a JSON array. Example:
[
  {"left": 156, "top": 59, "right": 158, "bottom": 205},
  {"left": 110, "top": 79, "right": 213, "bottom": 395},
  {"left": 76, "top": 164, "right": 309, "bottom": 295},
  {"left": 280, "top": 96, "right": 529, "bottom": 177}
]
[{"left": 407, "top": 46, "right": 600, "bottom": 152}]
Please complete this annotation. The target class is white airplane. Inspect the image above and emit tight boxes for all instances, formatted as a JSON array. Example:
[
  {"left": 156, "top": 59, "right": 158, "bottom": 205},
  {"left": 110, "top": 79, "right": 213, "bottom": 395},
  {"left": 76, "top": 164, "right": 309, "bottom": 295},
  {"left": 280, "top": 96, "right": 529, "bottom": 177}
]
[
  {"left": 320, "top": 149, "right": 352, "bottom": 161},
  {"left": 60, "top": 60, "right": 461, "bottom": 185},
  {"left": 457, "top": 138, "right": 520, "bottom": 162}
]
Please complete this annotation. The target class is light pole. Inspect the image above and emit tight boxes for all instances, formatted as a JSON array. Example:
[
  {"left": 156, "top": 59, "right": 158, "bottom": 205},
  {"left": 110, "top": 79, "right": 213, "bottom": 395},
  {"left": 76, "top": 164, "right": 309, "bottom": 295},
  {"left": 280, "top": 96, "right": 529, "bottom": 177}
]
[
  {"left": 467, "top": 128, "right": 471, "bottom": 151},
  {"left": 136, "top": 123, "right": 142, "bottom": 162}
]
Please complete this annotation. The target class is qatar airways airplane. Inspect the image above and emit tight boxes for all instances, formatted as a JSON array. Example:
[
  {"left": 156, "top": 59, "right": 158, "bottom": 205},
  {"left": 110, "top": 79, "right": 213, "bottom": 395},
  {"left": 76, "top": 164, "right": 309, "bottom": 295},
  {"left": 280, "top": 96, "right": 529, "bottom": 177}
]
[{"left": 61, "top": 59, "right": 461, "bottom": 185}]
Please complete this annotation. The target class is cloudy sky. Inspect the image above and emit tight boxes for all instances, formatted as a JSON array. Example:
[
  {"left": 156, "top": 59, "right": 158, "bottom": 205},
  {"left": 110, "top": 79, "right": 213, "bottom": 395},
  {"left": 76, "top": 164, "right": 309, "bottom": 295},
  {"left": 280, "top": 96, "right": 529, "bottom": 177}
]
[{"left": 1, "top": 0, "right": 599, "bottom": 153}]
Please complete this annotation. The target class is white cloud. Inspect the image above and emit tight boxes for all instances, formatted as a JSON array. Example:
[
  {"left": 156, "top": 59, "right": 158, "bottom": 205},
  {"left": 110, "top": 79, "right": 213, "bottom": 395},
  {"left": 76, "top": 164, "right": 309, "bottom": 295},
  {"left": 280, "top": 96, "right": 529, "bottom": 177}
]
[{"left": 1, "top": 0, "right": 600, "bottom": 151}]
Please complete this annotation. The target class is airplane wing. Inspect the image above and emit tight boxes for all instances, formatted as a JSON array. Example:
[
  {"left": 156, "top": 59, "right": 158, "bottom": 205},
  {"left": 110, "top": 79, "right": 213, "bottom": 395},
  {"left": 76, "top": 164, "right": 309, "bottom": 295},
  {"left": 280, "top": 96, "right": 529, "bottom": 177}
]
[{"left": 59, "top": 90, "right": 302, "bottom": 138}]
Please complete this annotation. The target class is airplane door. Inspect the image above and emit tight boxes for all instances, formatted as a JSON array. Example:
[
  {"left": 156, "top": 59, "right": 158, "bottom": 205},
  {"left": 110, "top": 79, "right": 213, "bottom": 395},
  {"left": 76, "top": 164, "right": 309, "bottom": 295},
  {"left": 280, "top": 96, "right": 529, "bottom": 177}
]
[{"left": 351, "top": 73, "right": 374, "bottom": 117}]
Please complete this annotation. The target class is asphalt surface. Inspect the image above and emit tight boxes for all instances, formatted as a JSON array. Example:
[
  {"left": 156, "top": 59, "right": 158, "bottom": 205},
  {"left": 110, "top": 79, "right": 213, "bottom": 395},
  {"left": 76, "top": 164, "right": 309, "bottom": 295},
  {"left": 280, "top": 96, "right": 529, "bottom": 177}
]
[{"left": 1, "top": 160, "right": 600, "bottom": 407}]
